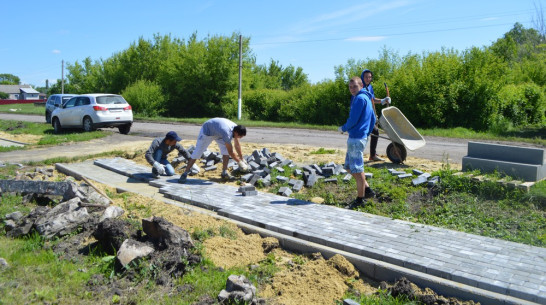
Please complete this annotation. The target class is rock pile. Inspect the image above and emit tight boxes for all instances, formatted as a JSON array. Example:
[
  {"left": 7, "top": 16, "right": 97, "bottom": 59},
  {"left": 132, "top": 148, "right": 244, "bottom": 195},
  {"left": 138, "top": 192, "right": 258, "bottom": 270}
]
[{"left": 218, "top": 274, "right": 265, "bottom": 304}]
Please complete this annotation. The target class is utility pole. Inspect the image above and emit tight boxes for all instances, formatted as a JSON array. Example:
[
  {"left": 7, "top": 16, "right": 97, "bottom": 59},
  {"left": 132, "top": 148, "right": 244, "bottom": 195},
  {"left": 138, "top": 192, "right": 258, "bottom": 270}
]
[
  {"left": 237, "top": 35, "right": 242, "bottom": 120},
  {"left": 61, "top": 60, "right": 64, "bottom": 94}
]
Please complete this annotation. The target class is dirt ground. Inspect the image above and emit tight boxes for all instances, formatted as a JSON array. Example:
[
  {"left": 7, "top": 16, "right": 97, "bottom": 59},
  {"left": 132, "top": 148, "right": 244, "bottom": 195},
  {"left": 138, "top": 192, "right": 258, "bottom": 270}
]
[{"left": 0, "top": 131, "right": 42, "bottom": 144}]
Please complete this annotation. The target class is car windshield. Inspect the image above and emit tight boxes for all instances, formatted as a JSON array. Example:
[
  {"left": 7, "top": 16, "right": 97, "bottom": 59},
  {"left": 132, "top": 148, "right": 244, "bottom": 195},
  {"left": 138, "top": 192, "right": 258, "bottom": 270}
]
[{"left": 96, "top": 95, "right": 127, "bottom": 105}]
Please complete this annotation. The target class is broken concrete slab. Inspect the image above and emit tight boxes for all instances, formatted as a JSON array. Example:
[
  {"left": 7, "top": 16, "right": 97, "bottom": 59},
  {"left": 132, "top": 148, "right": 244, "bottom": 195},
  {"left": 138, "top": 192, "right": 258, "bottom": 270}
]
[
  {"left": 99, "top": 206, "right": 125, "bottom": 222},
  {"left": 142, "top": 216, "right": 194, "bottom": 249},
  {"left": 4, "top": 211, "right": 23, "bottom": 221},
  {"left": 117, "top": 239, "right": 154, "bottom": 267},
  {"left": 0, "top": 179, "right": 77, "bottom": 201},
  {"left": 34, "top": 197, "right": 90, "bottom": 239},
  {"left": 218, "top": 275, "right": 257, "bottom": 304}
]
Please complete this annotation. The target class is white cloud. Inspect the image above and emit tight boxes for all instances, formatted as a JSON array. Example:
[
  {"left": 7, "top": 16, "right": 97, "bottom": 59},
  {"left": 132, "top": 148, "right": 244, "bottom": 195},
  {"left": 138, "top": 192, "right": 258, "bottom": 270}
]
[
  {"left": 52, "top": 49, "right": 61, "bottom": 54},
  {"left": 345, "top": 36, "right": 387, "bottom": 42}
]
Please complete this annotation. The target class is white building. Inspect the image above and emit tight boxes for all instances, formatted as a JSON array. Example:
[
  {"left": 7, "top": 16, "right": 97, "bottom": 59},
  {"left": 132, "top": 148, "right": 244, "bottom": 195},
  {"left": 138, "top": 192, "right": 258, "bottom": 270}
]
[{"left": 0, "top": 85, "right": 40, "bottom": 100}]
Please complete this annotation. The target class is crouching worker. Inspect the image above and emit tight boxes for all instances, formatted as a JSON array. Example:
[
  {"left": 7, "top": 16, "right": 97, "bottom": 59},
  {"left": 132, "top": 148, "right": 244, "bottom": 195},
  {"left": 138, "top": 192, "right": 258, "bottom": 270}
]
[
  {"left": 145, "top": 131, "right": 191, "bottom": 178},
  {"left": 179, "top": 118, "right": 249, "bottom": 183},
  {"left": 338, "top": 77, "right": 377, "bottom": 209}
]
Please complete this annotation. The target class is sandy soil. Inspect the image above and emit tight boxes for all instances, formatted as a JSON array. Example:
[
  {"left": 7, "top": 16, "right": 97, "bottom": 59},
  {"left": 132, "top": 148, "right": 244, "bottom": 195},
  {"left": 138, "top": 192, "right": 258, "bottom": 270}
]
[{"left": 0, "top": 131, "right": 42, "bottom": 144}]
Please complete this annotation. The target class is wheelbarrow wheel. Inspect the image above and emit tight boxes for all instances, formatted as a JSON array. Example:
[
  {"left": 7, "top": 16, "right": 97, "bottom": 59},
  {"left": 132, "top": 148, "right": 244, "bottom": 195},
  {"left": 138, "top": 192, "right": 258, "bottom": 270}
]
[{"left": 386, "top": 143, "right": 407, "bottom": 164}]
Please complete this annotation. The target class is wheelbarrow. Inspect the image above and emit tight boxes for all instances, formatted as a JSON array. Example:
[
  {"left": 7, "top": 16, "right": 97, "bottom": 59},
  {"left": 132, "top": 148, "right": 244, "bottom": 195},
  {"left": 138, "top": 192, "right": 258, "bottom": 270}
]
[{"left": 374, "top": 106, "right": 426, "bottom": 164}]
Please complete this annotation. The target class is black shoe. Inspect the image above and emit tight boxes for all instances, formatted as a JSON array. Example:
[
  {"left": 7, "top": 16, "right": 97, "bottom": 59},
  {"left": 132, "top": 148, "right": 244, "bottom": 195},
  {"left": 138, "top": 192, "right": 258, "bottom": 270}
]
[
  {"left": 345, "top": 198, "right": 365, "bottom": 209},
  {"left": 364, "top": 188, "right": 376, "bottom": 199}
]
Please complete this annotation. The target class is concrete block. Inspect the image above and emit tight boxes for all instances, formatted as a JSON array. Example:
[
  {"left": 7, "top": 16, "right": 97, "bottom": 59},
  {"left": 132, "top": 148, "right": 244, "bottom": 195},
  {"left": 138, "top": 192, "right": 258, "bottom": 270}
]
[
  {"left": 288, "top": 179, "right": 298, "bottom": 186},
  {"left": 261, "top": 148, "right": 271, "bottom": 158},
  {"left": 292, "top": 180, "right": 304, "bottom": 192},
  {"left": 275, "top": 167, "right": 285, "bottom": 173},
  {"left": 312, "top": 164, "right": 323, "bottom": 175},
  {"left": 237, "top": 185, "right": 255, "bottom": 193},
  {"left": 390, "top": 170, "right": 406, "bottom": 176},
  {"left": 507, "top": 180, "right": 522, "bottom": 189},
  {"left": 288, "top": 163, "right": 296, "bottom": 168},
  {"left": 252, "top": 150, "right": 263, "bottom": 161},
  {"left": 428, "top": 176, "right": 440, "bottom": 187},
  {"left": 326, "top": 161, "right": 336, "bottom": 167},
  {"left": 324, "top": 178, "right": 338, "bottom": 184},
  {"left": 278, "top": 187, "right": 292, "bottom": 197},
  {"left": 248, "top": 161, "right": 260, "bottom": 171},
  {"left": 293, "top": 169, "right": 302, "bottom": 176},
  {"left": 257, "top": 178, "right": 271, "bottom": 187},
  {"left": 201, "top": 150, "right": 211, "bottom": 159},
  {"left": 242, "top": 190, "right": 258, "bottom": 196},
  {"left": 269, "top": 161, "right": 279, "bottom": 168},
  {"left": 517, "top": 181, "right": 535, "bottom": 192},
  {"left": 322, "top": 167, "right": 335, "bottom": 177},
  {"left": 302, "top": 165, "right": 315, "bottom": 173},
  {"left": 206, "top": 160, "right": 215, "bottom": 167},
  {"left": 467, "top": 141, "right": 544, "bottom": 165},
  {"left": 452, "top": 172, "right": 465, "bottom": 177},
  {"left": 305, "top": 173, "right": 318, "bottom": 187},
  {"left": 339, "top": 168, "right": 347, "bottom": 175},
  {"left": 241, "top": 173, "right": 253, "bottom": 182},
  {"left": 334, "top": 164, "right": 344, "bottom": 175},
  {"left": 397, "top": 173, "right": 412, "bottom": 179},
  {"left": 365, "top": 173, "right": 373, "bottom": 179},
  {"left": 343, "top": 174, "right": 352, "bottom": 182},
  {"left": 204, "top": 165, "right": 217, "bottom": 172},
  {"left": 259, "top": 160, "right": 268, "bottom": 168},
  {"left": 412, "top": 169, "right": 424, "bottom": 176},
  {"left": 276, "top": 176, "right": 289, "bottom": 183},
  {"left": 419, "top": 173, "right": 431, "bottom": 179},
  {"left": 280, "top": 159, "right": 292, "bottom": 166},
  {"left": 343, "top": 299, "right": 360, "bottom": 305},
  {"left": 412, "top": 175, "right": 428, "bottom": 186},
  {"left": 248, "top": 174, "right": 260, "bottom": 186},
  {"left": 206, "top": 151, "right": 217, "bottom": 161},
  {"left": 266, "top": 157, "right": 277, "bottom": 164},
  {"left": 252, "top": 169, "right": 265, "bottom": 177},
  {"left": 463, "top": 156, "right": 546, "bottom": 182},
  {"left": 263, "top": 174, "right": 271, "bottom": 181},
  {"left": 272, "top": 152, "right": 285, "bottom": 162}
]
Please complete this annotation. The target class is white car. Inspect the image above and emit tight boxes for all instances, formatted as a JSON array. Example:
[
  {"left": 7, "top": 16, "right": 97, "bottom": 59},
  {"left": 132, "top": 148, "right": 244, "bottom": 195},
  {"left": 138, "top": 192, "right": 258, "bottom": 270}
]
[{"left": 51, "top": 94, "right": 133, "bottom": 134}]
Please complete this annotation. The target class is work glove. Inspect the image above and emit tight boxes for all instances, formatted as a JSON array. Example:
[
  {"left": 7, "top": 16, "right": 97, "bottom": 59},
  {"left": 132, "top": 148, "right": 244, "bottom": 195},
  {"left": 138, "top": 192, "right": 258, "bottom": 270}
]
[
  {"left": 153, "top": 161, "right": 166, "bottom": 175},
  {"left": 238, "top": 160, "right": 250, "bottom": 172},
  {"left": 337, "top": 126, "right": 343, "bottom": 134},
  {"left": 381, "top": 97, "right": 391, "bottom": 105}
]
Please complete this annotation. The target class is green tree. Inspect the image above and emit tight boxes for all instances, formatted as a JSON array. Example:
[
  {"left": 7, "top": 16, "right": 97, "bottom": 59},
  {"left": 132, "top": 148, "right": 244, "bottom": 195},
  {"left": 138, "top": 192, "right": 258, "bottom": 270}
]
[
  {"left": 121, "top": 80, "right": 165, "bottom": 117},
  {"left": 0, "top": 91, "right": 9, "bottom": 99},
  {"left": 0, "top": 73, "right": 20, "bottom": 85}
]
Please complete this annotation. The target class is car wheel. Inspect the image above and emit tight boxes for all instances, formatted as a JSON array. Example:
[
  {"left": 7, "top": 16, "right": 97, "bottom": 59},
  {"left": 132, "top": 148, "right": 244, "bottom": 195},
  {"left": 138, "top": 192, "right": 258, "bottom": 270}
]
[
  {"left": 83, "top": 116, "right": 96, "bottom": 132},
  {"left": 53, "top": 118, "right": 62, "bottom": 134},
  {"left": 45, "top": 111, "right": 51, "bottom": 123},
  {"left": 118, "top": 123, "right": 131, "bottom": 135}
]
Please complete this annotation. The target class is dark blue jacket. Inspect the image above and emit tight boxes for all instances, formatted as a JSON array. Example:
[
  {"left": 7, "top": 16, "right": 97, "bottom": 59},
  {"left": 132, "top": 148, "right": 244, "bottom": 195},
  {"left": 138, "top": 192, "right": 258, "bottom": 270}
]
[{"left": 341, "top": 89, "right": 376, "bottom": 139}]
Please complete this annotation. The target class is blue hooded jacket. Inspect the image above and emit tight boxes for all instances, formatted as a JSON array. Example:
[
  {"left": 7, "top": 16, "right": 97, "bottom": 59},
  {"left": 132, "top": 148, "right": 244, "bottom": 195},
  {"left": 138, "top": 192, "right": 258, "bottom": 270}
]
[{"left": 341, "top": 88, "right": 376, "bottom": 139}]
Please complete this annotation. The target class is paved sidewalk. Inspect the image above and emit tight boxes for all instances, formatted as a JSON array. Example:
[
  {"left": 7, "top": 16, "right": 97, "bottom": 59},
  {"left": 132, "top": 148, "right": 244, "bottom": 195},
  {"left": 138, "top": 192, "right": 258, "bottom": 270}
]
[{"left": 93, "top": 157, "right": 546, "bottom": 304}]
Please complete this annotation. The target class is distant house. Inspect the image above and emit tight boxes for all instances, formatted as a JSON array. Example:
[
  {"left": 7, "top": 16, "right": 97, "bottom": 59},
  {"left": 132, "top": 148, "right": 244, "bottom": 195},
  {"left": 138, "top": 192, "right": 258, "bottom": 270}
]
[{"left": 0, "top": 85, "right": 40, "bottom": 100}]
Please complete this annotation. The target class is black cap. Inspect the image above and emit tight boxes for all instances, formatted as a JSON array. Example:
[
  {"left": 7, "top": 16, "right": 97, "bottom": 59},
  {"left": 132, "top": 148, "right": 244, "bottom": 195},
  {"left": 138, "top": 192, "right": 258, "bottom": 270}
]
[{"left": 165, "top": 131, "right": 181, "bottom": 141}]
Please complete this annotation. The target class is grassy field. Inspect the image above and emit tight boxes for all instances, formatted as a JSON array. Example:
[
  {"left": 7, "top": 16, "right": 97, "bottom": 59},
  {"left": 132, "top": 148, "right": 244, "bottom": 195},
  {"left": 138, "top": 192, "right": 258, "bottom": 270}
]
[
  {"left": 1, "top": 104, "right": 543, "bottom": 145},
  {"left": 0, "top": 120, "right": 109, "bottom": 152}
]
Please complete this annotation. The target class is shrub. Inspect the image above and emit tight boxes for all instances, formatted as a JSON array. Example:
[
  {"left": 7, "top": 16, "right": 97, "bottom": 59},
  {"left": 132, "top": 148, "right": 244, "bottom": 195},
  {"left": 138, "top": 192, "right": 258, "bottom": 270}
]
[{"left": 121, "top": 80, "right": 165, "bottom": 117}]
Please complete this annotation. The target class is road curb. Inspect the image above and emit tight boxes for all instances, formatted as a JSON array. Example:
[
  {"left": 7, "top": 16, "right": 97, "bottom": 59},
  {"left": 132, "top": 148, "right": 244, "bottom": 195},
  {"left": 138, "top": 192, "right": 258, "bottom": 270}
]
[{"left": 55, "top": 162, "right": 540, "bottom": 305}]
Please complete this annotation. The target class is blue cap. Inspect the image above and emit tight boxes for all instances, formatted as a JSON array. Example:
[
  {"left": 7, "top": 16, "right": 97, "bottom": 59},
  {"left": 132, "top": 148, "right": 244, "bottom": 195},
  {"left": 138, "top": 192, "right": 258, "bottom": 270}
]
[{"left": 166, "top": 131, "right": 181, "bottom": 141}]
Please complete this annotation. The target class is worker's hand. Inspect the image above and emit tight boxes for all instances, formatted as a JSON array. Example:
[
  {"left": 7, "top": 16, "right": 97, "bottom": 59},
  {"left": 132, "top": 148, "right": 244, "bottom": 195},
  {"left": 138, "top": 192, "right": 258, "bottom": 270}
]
[
  {"left": 381, "top": 97, "right": 391, "bottom": 105},
  {"left": 337, "top": 126, "right": 343, "bottom": 134},
  {"left": 153, "top": 161, "right": 166, "bottom": 175},
  {"left": 238, "top": 160, "right": 250, "bottom": 172}
]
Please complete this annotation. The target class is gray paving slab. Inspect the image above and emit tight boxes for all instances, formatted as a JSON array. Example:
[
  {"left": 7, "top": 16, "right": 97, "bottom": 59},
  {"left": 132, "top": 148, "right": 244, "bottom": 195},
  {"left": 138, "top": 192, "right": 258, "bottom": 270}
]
[{"left": 92, "top": 158, "right": 546, "bottom": 304}]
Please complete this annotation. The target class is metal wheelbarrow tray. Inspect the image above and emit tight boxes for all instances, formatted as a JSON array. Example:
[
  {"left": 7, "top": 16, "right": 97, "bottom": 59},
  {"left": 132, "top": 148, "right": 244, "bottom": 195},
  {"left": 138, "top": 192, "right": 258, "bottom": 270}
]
[{"left": 378, "top": 106, "right": 426, "bottom": 163}]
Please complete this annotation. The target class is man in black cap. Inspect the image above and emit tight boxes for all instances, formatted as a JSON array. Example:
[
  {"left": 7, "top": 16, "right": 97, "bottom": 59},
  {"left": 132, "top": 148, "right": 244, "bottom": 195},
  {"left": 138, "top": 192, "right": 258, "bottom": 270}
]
[{"left": 145, "top": 131, "right": 191, "bottom": 178}]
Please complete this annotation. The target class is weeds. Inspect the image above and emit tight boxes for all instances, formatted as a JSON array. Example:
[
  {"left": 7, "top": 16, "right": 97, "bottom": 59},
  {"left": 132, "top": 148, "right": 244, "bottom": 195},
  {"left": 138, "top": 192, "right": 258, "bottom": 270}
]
[{"left": 311, "top": 147, "right": 337, "bottom": 154}]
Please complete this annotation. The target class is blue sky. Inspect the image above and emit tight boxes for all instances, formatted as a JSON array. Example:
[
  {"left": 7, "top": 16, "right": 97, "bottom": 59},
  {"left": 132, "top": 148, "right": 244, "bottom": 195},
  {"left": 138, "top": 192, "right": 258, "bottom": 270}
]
[{"left": 1, "top": 0, "right": 542, "bottom": 87}]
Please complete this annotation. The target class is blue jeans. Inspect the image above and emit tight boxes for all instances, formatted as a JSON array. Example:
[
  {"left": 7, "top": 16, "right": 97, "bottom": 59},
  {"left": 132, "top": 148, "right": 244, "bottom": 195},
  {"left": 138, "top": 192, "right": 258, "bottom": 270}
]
[
  {"left": 344, "top": 137, "right": 368, "bottom": 173},
  {"left": 153, "top": 149, "right": 175, "bottom": 176}
]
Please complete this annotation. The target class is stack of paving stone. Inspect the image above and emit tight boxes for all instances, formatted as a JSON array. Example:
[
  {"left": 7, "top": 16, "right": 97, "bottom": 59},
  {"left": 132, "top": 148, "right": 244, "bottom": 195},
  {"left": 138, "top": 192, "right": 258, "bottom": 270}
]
[
  {"left": 236, "top": 148, "right": 292, "bottom": 188},
  {"left": 387, "top": 168, "right": 440, "bottom": 187}
]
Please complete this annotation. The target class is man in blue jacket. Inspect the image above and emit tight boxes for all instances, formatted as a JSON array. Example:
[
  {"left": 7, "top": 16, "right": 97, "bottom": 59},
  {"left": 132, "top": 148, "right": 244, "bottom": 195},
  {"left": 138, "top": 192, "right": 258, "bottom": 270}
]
[{"left": 338, "top": 76, "right": 377, "bottom": 209}]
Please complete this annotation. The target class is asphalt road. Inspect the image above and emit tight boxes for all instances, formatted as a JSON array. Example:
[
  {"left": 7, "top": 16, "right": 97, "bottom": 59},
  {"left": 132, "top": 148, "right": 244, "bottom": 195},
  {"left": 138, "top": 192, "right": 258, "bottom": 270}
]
[{"left": 0, "top": 112, "right": 538, "bottom": 164}]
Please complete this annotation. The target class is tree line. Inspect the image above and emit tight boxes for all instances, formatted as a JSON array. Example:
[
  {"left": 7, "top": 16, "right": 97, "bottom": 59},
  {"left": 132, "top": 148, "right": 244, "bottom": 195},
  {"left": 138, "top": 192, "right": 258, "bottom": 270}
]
[{"left": 46, "top": 23, "right": 544, "bottom": 131}]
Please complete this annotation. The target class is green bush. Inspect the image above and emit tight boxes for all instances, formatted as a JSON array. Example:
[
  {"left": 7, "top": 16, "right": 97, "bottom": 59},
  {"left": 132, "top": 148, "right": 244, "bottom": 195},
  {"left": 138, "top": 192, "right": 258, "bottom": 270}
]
[
  {"left": 495, "top": 83, "right": 546, "bottom": 127},
  {"left": 121, "top": 79, "right": 165, "bottom": 117}
]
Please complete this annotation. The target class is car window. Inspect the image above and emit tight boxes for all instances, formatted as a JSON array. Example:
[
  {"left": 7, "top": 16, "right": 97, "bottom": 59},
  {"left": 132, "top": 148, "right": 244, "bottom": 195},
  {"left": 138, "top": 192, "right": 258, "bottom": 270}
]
[
  {"left": 96, "top": 95, "right": 126, "bottom": 105},
  {"left": 64, "top": 97, "right": 77, "bottom": 108},
  {"left": 61, "top": 96, "right": 72, "bottom": 104},
  {"left": 82, "top": 97, "right": 91, "bottom": 105},
  {"left": 47, "top": 97, "right": 53, "bottom": 105}
]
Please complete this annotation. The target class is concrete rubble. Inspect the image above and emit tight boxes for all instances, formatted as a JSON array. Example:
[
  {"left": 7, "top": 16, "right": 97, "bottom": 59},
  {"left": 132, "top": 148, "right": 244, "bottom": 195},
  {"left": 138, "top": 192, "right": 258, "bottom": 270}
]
[{"left": 218, "top": 274, "right": 265, "bottom": 304}]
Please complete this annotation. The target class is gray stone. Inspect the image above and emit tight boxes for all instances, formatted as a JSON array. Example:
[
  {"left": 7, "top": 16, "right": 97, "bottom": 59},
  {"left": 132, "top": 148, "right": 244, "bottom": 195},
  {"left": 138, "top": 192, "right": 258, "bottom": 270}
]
[
  {"left": 278, "top": 187, "right": 292, "bottom": 197},
  {"left": 343, "top": 174, "right": 352, "bottom": 182},
  {"left": 204, "top": 165, "right": 217, "bottom": 172},
  {"left": 292, "top": 180, "right": 304, "bottom": 192},
  {"left": 99, "top": 206, "right": 125, "bottom": 222},
  {"left": 412, "top": 175, "right": 428, "bottom": 186},
  {"left": 242, "top": 190, "right": 258, "bottom": 196},
  {"left": 324, "top": 178, "right": 338, "bottom": 184},
  {"left": 5, "top": 211, "right": 23, "bottom": 221},
  {"left": 117, "top": 239, "right": 154, "bottom": 267},
  {"left": 397, "top": 173, "right": 413, "bottom": 179},
  {"left": 4, "top": 219, "right": 16, "bottom": 232},
  {"left": 218, "top": 275, "right": 256, "bottom": 303},
  {"left": 322, "top": 167, "right": 335, "bottom": 177},
  {"left": 275, "top": 167, "right": 285, "bottom": 173},
  {"left": 142, "top": 216, "right": 194, "bottom": 248},
  {"left": 0, "top": 258, "right": 8, "bottom": 269},
  {"left": 412, "top": 169, "right": 424, "bottom": 176},
  {"left": 238, "top": 185, "right": 256, "bottom": 193},
  {"left": 343, "top": 299, "right": 360, "bottom": 305},
  {"left": 276, "top": 176, "right": 289, "bottom": 183},
  {"left": 34, "top": 197, "right": 89, "bottom": 239},
  {"left": 293, "top": 169, "right": 302, "bottom": 176}
]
